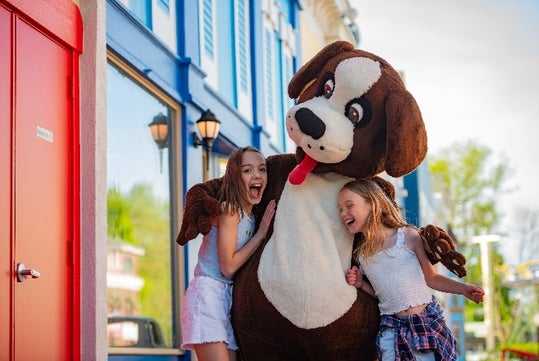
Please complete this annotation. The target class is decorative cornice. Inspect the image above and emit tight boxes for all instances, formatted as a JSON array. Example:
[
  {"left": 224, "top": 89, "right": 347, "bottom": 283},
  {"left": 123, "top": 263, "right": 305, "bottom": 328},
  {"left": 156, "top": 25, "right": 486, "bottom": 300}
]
[{"left": 301, "top": 0, "right": 358, "bottom": 44}]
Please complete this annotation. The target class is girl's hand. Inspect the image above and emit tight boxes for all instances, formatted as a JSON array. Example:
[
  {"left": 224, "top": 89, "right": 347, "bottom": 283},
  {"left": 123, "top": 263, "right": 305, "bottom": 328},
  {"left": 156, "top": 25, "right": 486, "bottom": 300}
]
[
  {"left": 257, "top": 199, "right": 276, "bottom": 238},
  {"left": 218, "top": 200, "right": 276, "bottom": 277},
  {"left": 464, "top": 284, "right": 485, "bottom": 303},
  {"left": 345, "top": 266, "right": 363, "bottom": 288}
]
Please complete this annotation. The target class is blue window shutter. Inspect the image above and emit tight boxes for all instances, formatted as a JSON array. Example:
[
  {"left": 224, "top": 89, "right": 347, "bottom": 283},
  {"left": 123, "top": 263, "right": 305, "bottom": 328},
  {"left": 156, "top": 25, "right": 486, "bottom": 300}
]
[
  {"left": 202, "top": 0, "right": 214, "bottom": 59},
  {"left": 130, "top": 0, "right": 153, "bottom": 29},
  {"left": 158, "top": 0, "right": 169, "bottom": 13},
  {"left": 264, "top": 29, "right": 274, "bottom": 119},
  {"left": 237, "top": 0, "right": 248, "bottom": 92}
]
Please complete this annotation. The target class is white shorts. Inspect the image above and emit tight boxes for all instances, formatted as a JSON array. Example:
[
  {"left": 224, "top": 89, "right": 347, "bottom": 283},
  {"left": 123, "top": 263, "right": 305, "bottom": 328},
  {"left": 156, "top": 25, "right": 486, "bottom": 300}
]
[{"left": 180, "top": 276, "right": 237, "bottom": 351}]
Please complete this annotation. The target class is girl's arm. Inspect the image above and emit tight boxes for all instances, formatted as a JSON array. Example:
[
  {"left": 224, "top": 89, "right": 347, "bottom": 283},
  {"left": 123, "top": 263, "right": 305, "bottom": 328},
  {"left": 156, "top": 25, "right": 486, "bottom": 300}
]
[
  {"left": 218, "top": 200, "right": 276, "bottom": 278},
  {"left": 406, "top": 227, "right": 484, "bottom": 304}
]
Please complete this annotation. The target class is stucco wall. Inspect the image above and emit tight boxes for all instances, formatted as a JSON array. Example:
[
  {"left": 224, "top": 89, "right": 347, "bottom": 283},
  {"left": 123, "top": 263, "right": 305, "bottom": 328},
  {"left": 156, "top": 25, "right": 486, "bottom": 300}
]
[{"left": 78, "top": 0, "right": 108, "bottom": 359}]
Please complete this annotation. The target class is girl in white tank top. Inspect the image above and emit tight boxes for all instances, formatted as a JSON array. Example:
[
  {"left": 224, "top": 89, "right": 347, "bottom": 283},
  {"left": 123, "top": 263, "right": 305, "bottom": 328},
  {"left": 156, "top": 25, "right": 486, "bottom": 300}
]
[{"left": 338, "top": 179, "right": 484, "bottom": 361}]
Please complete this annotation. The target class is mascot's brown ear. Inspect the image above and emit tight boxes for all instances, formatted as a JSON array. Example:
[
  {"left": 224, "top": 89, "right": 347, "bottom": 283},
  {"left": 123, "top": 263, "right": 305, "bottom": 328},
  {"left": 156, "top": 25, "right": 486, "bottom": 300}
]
[
  {"left": 384, "top": 88, "right": 428, "bottom": 177},
  {"left": 288, "top": 41, "right": 355, "bottom": 99},
  {"left": 419, "top": 225, "right": 467, "bottom": 278},
  {"left": 371, "top": 176, "right": 396, "bottom": 203}
]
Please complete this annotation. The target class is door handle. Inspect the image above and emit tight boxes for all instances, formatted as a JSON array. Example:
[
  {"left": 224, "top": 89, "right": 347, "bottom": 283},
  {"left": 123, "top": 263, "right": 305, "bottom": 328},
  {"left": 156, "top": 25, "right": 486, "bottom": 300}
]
[{"left": 16, "top": 263, "right": 41, "bottom": 282}]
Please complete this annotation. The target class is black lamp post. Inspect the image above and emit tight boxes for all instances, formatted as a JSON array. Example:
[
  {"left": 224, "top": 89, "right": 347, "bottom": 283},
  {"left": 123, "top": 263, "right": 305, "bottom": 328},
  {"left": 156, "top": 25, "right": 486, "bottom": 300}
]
[
  {"left": 193, "top": 109, "right": 220, "bottom": 179},
  {"left": 148, "top": 112, "right": 168, "bottom": 173}
]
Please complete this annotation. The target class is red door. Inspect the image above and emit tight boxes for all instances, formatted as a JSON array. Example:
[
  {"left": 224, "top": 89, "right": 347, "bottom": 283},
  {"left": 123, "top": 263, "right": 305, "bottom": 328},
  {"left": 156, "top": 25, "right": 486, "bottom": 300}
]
[
  {"left": 0, "top": 4, "right": 12, "bottom": 359},
  {"left": 0, "top": 2, "right": 81, "bottom": 360}
]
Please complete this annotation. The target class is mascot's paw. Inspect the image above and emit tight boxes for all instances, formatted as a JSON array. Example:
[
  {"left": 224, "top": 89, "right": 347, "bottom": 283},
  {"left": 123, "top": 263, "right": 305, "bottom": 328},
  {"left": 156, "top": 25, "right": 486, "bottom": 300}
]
[
  {"left": 419, "top": 225, "right": 467, "bottom": 278},
  {"left": 176, "top": 178, "right": 222, "bottom": 245}
]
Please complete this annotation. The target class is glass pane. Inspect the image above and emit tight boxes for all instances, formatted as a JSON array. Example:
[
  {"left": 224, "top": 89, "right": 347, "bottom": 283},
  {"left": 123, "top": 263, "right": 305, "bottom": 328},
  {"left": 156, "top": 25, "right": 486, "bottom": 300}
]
[{"left": 106, "top": 61, "right": 173, "bottom": 348}]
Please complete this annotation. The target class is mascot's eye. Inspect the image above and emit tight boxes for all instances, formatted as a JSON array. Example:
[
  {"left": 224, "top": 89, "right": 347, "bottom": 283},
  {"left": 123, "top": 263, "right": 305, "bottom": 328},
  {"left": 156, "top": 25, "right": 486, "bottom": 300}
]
[
  {"left": 346, "top": 104, "right": 364, "bottom": 125},
  {"left": 346, "top": 97, "right": 372, "bottom": 129},
  {"left": 323, "top": 79, "right": 334, "bottom": 99}
]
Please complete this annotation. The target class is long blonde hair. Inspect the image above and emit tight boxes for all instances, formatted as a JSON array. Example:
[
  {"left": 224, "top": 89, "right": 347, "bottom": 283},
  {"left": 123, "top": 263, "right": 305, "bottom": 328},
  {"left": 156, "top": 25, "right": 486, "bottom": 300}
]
[
  {"left": 342, "top": 179, "right": 407, "bottom": 261},
  {"left": 217, "top": 146, "right": 264, "bottom": 217}
]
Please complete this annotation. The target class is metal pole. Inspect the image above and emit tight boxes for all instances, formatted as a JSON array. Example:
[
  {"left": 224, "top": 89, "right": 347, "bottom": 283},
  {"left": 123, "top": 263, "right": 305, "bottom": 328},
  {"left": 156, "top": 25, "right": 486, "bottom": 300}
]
[
  {"left": 473, "top": 234, "right": 501, "bottom": 352},
  {"left": 203, "top": 147, "right": 209, "bottom": 181},
  {"left": 480, "top": 240, "right": 495, "bottom": 351}
]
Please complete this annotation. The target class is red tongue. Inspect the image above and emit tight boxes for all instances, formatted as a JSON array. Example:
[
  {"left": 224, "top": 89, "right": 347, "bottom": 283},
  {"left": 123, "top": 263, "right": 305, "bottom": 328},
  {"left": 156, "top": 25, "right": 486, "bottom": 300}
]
[{"left": 288, "top": 155, "right": 318, "bottom": 185}]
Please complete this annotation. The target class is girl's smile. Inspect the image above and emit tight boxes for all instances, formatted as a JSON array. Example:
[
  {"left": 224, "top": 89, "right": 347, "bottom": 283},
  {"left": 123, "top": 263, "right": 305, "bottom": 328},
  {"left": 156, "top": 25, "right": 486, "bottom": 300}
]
[
  {"left": 337, "top": 188, "right": 372, "bottom": 234},
  {"left": 241, "top": 151, "right": 268, "bottom": 210}
]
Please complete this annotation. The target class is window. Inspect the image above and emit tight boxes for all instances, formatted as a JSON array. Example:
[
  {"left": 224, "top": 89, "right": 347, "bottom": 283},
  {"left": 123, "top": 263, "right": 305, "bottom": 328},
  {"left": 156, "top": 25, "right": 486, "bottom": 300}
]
[
  {"left": 106, "top": 59, "right": 178, "bottom": 350},
  {"left": 280, "top": 23, "right": 296, "bottom": 151},
  {"left": 260, "top": 0, "right": 298, "bottom": 148}
]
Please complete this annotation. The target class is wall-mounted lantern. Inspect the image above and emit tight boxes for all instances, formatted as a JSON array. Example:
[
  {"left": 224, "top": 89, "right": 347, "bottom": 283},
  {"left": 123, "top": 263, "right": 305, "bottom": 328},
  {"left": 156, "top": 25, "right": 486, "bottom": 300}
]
[
  {"left": 148, "top": 112, "right": 168, "bottom": 173},
  {"left": 193, "top": 109, "right": 220, "bottom": 178}
]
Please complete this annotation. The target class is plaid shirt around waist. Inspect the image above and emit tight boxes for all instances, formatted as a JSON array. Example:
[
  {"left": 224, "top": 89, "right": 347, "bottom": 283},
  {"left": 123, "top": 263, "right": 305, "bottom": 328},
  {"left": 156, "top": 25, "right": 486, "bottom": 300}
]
[{"left": 378, "top": 297, "right": 457, "bottom": 361}]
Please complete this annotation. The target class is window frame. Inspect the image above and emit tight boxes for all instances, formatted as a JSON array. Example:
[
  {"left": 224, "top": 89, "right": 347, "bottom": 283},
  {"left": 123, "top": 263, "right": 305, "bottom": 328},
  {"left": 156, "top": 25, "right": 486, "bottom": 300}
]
[{"left": 106, "top": 50, "right": 185, "bottom": 356}]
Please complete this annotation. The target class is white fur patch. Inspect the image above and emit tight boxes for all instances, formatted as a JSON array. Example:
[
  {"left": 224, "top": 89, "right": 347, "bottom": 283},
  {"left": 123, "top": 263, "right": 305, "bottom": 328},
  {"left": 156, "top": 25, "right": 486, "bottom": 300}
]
[
  {"left": 258, "top": 173, "right": 357, "bottom": 329},
  {"left": 332, "top": 57, "right": 381, "bottom": 109}
]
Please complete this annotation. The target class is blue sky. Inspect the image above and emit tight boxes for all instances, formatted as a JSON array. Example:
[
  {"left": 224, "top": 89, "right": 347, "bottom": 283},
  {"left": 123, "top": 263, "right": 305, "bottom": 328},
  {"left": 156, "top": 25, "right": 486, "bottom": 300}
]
[{"left": 350, "top": 0, "right": 539, "bottom": 261}]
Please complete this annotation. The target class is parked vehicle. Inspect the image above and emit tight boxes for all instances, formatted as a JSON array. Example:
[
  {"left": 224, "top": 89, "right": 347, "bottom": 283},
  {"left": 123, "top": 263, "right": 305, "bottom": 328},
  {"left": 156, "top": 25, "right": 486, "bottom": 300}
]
[{"left": 107, "top": 316, "right": 165, "bottom": 348}]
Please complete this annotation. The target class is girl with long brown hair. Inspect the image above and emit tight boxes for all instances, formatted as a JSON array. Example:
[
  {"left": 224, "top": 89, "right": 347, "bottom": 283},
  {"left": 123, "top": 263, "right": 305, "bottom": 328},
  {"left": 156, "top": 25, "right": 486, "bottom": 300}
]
[
  {"left": 181, "top": 147, "right": 276, "bottom": 361},
  {"left": 338, "top": 179, "right": 483, "bottom": 361}
]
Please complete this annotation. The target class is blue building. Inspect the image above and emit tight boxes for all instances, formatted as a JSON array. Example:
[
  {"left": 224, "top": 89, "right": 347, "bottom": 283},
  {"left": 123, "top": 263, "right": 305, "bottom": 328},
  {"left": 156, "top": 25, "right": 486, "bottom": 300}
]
[{"left": 103, "top": 1, "right": 358, "bottom": 360}]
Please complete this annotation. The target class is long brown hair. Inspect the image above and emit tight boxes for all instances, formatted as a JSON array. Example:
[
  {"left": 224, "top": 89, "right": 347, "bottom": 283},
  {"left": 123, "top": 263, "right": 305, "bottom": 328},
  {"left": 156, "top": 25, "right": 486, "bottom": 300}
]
[
  {"left": 217, "top": 146, "right": 264, "bottom": 217},
  {"left": 342, "top": 179, "right": 407, "bottom": 261}
]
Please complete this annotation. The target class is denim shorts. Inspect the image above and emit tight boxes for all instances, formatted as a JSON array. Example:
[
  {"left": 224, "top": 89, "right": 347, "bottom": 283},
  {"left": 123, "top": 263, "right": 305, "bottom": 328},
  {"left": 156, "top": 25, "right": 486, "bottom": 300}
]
[
  {"left": 180, "top": 276, "right": 237, "bottom": 351},
  {"left": 379, "top": 328, "right": 435, "bottom": 361}
]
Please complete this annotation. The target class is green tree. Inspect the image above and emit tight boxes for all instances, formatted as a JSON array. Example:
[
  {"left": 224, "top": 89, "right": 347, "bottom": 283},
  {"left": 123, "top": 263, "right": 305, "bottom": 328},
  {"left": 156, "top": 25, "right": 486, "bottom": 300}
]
[
  {"left": 429, "top": 141, "right": 508, "bottom": 239},
  {"left": 126, "top": 184, "right": 172, "bottom": 327},
  {"left": 107, "top": 183, "right": 173, "bottom": 346},
  {"left": 107, "top": 186, "right": 135, "bottom": 243}
]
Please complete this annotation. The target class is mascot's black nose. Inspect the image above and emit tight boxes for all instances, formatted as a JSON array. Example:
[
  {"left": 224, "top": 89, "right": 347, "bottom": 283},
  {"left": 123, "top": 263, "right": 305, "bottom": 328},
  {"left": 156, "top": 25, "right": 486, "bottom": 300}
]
[{"left": 296, "top": 108, "right": 326, "bottom": 140}]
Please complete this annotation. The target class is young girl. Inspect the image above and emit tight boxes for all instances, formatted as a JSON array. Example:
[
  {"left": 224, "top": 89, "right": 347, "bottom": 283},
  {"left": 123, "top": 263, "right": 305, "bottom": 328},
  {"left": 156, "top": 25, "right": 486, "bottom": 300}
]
[
  {"left": 181, "top": 146, "right": 276, "bottom": 361},
  {"left": 339, "top": 179, "right": 484, "bottom": 361}
]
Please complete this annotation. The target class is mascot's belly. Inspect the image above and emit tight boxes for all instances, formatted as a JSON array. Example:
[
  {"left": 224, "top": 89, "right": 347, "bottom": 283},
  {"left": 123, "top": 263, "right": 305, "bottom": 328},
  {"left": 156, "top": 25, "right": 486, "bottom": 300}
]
[{"left": 258, "top": 173, "right": 356, "bottom": 329}]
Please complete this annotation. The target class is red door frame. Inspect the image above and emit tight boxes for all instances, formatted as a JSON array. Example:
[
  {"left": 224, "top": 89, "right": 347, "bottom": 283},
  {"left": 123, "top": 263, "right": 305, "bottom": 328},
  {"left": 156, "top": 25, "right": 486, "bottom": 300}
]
[{"left": 0, "top": 0, "right": 82, "bottom": 359}]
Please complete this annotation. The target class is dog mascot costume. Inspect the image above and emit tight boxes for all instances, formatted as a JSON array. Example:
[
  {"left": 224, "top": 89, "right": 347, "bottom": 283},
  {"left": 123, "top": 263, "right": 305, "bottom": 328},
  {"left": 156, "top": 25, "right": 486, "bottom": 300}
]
[{"left": 177, "top": 41, "right": 467, "bottom": 361}]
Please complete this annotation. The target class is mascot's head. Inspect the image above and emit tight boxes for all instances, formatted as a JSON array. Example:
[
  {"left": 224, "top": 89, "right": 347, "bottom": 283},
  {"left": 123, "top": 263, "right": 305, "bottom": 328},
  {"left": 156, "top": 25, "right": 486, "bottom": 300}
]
[{"left": 286, "top": 41, "right": 428, "bottom": 185}]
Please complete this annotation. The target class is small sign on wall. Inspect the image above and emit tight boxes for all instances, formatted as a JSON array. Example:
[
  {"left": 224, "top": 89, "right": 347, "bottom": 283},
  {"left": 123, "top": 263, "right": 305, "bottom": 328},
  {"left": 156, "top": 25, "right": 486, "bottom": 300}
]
[{"left": 36, "top": 126, "right": 53, "bottom": 143}]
